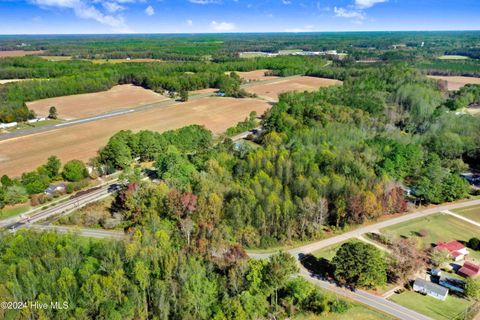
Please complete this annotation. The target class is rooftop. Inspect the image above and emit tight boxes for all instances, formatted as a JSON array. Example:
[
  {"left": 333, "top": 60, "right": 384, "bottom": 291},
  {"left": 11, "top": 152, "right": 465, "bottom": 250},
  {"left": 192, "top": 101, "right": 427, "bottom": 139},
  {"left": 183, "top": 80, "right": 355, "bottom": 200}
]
[{"left": 414, "top": 278, "right": 449, "bottom": 296}]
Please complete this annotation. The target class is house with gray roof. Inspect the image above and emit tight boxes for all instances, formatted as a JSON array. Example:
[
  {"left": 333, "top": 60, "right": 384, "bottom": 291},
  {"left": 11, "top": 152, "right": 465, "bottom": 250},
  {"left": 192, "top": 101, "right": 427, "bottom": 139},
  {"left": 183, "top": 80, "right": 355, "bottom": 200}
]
[{"left": 413, "top": 278, "right": 449, "bottom": 301}]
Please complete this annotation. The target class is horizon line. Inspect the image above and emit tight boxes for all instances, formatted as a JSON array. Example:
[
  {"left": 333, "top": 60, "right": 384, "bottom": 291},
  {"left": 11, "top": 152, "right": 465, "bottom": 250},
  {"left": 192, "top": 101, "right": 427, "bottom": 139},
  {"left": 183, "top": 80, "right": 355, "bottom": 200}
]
[{"left": 1, "top": 29, "right": 480, "bottom": 37}]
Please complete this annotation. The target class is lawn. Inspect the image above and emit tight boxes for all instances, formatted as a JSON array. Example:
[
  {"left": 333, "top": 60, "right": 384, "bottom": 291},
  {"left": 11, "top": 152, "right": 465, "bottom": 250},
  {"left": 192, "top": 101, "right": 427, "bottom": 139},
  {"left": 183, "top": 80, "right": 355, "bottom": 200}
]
[
  {"left": 0, "top": 204, "right": 31, "bottom": 220},
  {"left": 295, "top": 303, "right": 395, "bottom": 320},
  {"left": 312, "top": 241, "right": 349, "bottom": 261},
  {"left": 389, "top": 290, "right": 474, "bottom": 320},
  {"left": 381, "top": 213, "right": 480, "bottom": 263},
  {"left": 452, "top": 205, "right": 480, "bottom": 223},
  {"left": 437, "top": 55, "right": 470, "bottom": 60},
  {"left": 295, "top": 288, "right": 395, "bottom": 320}
]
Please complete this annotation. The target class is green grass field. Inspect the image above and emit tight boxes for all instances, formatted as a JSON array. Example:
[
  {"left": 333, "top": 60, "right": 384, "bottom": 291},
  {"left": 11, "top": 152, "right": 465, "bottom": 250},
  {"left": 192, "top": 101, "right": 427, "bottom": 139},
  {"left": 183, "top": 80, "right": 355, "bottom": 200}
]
[
  {"left": 381, "top": 213, "right": 480, "bottom": 262},
  {"left": 452, "top": 205, "right": 480, "bottom": 223},
  {"left": 389, "top": 290, "right": 474, "bottom": 320},
  {"left": 312, "top": 241, "right": 349, "bottom": 261},
  {"left": 295, "top": 288, "right": 395, "bottom": 320},
  {"left": 295, "top": 303, "right": 395, "bottom": 320},
  {"left": 437, "top": 55, "right": 470, "bottom": 60},
  {"left": 0, "top": 204, "right": 31, "bottom": 219}
]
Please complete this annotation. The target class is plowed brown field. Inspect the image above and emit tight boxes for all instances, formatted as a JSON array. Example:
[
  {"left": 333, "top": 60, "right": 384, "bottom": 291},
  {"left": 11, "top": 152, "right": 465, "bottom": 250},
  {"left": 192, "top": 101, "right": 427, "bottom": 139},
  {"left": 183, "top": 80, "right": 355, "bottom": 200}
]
[
  {"left": 0, "top": 50, "right": 44, "bottom": 58},
  {"left": 27, "top": 85, "right": 168, "bottom": 120},
  {"left": 0, "top": 97, "right": 271, "bottom": 177},
  {"left": 428, "top": 75, "right": 480, "bottom": 91},
  {"left": 245, "top": 76, "right": 342, "bottom": 101}
]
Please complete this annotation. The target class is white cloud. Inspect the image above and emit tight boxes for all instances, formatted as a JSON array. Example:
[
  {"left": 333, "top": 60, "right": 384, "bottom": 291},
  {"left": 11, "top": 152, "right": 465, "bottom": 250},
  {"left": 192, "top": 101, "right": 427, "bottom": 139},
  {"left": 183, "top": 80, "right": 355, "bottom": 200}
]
[
  {"left": 30, "top": 0, "right": 131, "bottom": 31},
  {"left": 282, "top": 0, "right": 291, "bottom": 4},
  {"left": 187, "top": 19, "right": 193, "bottom": 26},
  {"left": 210, "top": 20, "right": 235, "bottom": 32},
  {"left": 334, "top": 6, "right": 365, "bottom": 20},
  {"left": 145, "top": 5, "right": 154, "bottom": 16},
  {"left": 102, "top": 1, "right": 125, "bottom": 13},
  {"left": 355, "top": 0, "right": 387, "bottom": 9}
]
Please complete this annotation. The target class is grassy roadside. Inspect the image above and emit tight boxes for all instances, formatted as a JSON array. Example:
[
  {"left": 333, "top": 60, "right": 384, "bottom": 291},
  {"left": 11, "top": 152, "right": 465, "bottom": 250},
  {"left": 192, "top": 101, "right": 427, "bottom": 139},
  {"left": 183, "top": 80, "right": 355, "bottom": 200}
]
[{"left": 389, "top": 290, "right": 474, "bottom": 320}]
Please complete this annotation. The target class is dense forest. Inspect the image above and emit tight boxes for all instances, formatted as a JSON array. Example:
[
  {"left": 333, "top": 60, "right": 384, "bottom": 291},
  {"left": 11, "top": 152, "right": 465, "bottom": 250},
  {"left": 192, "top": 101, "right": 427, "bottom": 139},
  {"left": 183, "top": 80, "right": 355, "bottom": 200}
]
[
  {"left": 1, "top": 33, "right": 480, "bottom": 319},
  {"left": 1, "top": 31, "right": 479, "bottom": 59},
  {"left": 1, "top": 60, "right": 479, "bottom": 318}
]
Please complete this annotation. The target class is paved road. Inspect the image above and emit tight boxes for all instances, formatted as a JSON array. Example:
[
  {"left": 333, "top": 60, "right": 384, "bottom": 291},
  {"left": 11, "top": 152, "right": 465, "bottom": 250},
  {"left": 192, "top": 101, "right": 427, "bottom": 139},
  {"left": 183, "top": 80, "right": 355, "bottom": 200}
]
[
  {"left": 248, "top": 198, "right": 480, "bottom": 320},
  {"left": 249, "top": 198, "right": 480, "bottom": 259},
  {"left": 26, "top": 224, "right": 125, "bottom": 240},
  {"left": 1, "top": 182, "right": 118, "bottom": 230},
  {"left": 299, "top": 267, "right": 431, "bottom": 320}
]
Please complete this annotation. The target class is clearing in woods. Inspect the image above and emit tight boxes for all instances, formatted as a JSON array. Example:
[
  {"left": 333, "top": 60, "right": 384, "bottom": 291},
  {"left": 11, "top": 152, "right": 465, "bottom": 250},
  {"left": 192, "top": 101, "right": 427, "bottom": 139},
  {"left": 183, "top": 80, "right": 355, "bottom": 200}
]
[
  {"left": 27, "top": 84, "right": 169, "bottom": 120},
  {"left": 427, "top": 75, "right": 480, "bottom": 91},
  {"left": 245, "top": 76, "right": 342, "bottom": 102},
  {"left": 237, "top": 69, "right": 279, "bottom": 81},
  {"left": 0, "top": 97, "right": 271, "bottom": 177}
]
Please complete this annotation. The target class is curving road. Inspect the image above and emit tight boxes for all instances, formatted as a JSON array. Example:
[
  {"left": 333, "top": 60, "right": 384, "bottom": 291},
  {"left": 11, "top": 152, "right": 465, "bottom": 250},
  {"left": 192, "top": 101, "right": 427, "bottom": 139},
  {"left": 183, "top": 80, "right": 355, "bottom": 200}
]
[{"left": 248, "top": 198, "right": 480, "bottom": 320}]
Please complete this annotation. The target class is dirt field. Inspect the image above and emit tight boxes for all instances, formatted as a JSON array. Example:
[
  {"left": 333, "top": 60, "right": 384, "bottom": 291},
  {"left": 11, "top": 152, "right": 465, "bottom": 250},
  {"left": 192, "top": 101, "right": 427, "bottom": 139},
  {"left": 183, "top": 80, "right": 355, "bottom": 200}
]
[
  {"left": 428, "top": 75, "right": 480, "bottom": 91},
  {"left": 190, "top": 88, "right": 218, "bottom": 95},
  {"left": 245, "top": 76, "right": 342, "bottom": 101},
  {"left": 27, "top": 85, "right": 169, "bottom": 120},
  {"left": 0, "top": 50, "right": 44, "bottom": 58},
  {"left": 0, "top": 97, "right": 271, "bottom": 177},
  {"left": 237, "top": 70, "right": 278, "bottom": 81}
]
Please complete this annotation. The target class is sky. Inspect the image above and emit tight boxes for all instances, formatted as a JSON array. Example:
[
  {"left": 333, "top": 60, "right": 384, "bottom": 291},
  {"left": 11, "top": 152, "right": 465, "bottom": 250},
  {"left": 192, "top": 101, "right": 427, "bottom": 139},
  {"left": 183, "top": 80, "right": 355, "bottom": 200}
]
[{"left": 0, "top": 0, "right": 479, "bottom": 34}]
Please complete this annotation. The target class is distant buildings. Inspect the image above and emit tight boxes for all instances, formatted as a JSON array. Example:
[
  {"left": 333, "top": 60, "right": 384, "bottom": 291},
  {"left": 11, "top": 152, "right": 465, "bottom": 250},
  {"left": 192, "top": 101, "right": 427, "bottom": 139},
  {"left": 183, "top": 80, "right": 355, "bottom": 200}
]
[{"left": 239, "top": 49, "right": 347, "bottom": 59}]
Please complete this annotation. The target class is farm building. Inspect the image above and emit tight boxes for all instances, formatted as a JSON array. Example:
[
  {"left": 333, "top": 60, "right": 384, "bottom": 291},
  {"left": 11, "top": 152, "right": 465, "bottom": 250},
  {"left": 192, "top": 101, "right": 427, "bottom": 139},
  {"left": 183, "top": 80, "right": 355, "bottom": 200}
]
[
  {"left": 458, "top": 261, "right": 480, "bottom": 278},
  {"left": 44, "top": 183, "right": 66, "bottom": 195},
  {"left": 413, "top": 278, "right": 449, "bottom": 301},
  {"left": 435, "top": 241, "right": 469, "bottom": 261}
]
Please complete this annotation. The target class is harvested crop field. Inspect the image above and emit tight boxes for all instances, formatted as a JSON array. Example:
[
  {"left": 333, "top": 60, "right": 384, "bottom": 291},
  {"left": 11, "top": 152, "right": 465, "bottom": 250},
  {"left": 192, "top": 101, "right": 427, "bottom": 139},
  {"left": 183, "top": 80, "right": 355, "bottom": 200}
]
[
  {"left": 27, "top": 85, "right": 169, "bottom": 120},
  {"left": 237, "top": 70, "right": 278, "bottom": 81},
  {"left": 0, "top": 97, "right": 271, "bottom": 177},
  {"left": 245, "top": 76, "right": 342, "bottom": 102},
  {"left": 190, "top": 88, "right": 218, "bottom": 95},
  {"left": 0, "top": 50, "right": 44, "bottom": 58},
  {"left": 427, "top": 75, "right": 480, "bottom": 91}
]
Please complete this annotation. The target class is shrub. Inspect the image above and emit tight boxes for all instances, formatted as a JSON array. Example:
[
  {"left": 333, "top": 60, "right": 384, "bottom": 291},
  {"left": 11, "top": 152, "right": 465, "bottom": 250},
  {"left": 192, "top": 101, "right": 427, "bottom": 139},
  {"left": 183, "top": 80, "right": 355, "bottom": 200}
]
[{"left": 468, "top": 237, "right": 480, "bottom": 251}]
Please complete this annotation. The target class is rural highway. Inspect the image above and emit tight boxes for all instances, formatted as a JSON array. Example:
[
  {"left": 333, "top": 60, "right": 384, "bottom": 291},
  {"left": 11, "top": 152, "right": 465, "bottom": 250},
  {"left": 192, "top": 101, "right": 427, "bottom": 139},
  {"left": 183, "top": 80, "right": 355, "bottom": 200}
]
[
  {"left": 0, "top": 181, "right": 118, "bottom": 230},
  {"left": 248, "top": 198, "right": 480, "bottom": 320},
  {"left": 26, "top": 224, "right": 125, "bottom": 240},
  {"left": 249, "top": 198, "right": 480, "bottom": 259},
  {"left": 300, "top": 267, "right": 432, "bottom": 320}
]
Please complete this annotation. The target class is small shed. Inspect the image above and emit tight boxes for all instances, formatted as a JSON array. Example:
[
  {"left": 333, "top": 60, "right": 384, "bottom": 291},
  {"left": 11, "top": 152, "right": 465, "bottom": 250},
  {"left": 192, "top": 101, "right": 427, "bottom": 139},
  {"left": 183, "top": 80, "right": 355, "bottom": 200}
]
[
  {"left": 413, "top": 278, "right": 449, "bottom": 301},
  {"left": 458, "top": 261, "right": 480, "bottom": 278},
  {"left": 44, "top": 183, "right": 66, "bottom": 195}
]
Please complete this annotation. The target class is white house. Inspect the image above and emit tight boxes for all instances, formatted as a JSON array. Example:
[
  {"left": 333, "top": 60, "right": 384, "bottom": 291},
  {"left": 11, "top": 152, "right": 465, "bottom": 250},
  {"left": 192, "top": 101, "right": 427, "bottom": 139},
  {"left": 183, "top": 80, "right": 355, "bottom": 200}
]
[{"left": 413, "top": 278, "right": 449, "bottom": 301}]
